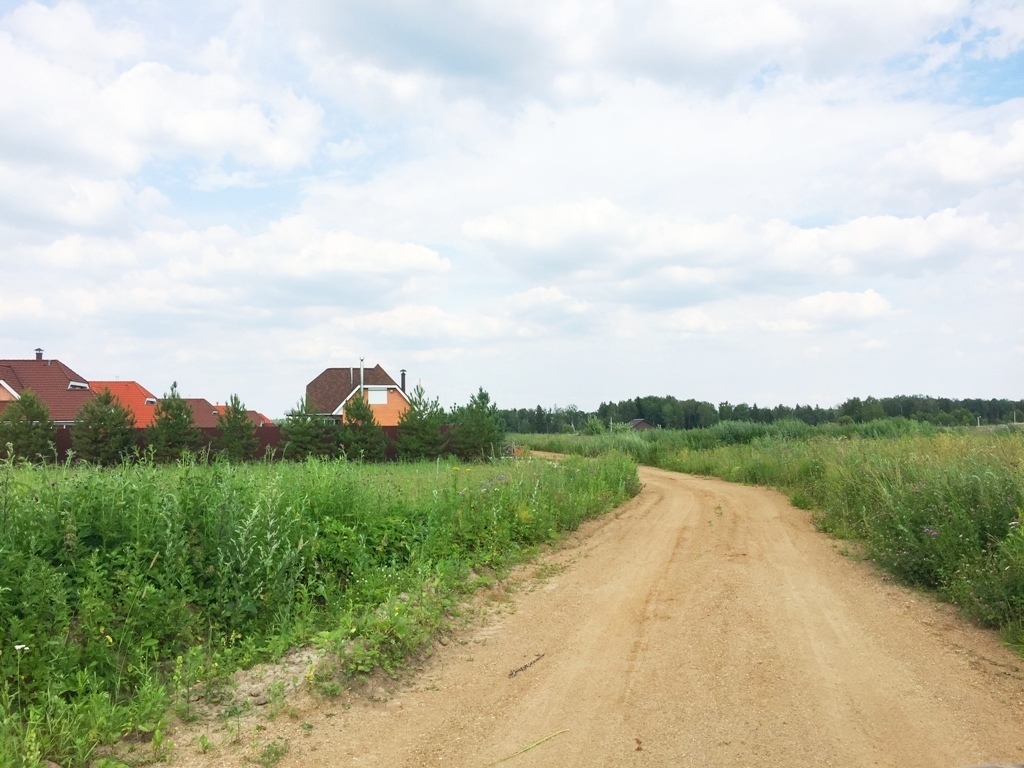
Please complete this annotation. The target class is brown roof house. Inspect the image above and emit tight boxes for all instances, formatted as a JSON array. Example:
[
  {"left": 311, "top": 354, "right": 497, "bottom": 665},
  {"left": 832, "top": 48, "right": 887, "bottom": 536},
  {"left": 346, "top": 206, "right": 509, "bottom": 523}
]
[
  {"left": 183, "top": 399, "right": 275, "bottom": 429},
  {"left": 627, "top": 418, "right": 657, "bottom": 430},
  {"left": 306, "top": 361, "right": 410, "bottom": 427},
  {"left": 213, "top": 403, "right": 275, "bottom": 427},
  {"left": 0, "top": 349, "right": 95, "bottom": 425}
]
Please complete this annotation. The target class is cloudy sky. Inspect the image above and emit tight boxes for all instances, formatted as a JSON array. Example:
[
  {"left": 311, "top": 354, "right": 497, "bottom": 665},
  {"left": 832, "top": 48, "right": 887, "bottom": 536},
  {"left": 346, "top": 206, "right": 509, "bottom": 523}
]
[{"left": 1, "top": 0, "right": 1022, "bottom": 417}]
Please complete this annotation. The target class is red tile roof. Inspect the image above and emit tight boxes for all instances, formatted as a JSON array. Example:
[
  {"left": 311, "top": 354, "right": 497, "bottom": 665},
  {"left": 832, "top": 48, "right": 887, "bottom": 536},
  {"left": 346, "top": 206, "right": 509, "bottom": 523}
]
[
  {"left": 90, "top": 381, "right": 159, "bottom": 429},
  {"left": 0, "top": 356, "right": 95, "bottom": 423}
]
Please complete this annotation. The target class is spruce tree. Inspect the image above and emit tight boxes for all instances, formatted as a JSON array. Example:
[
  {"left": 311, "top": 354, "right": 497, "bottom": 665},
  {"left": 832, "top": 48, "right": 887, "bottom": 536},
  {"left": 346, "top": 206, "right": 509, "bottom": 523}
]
[
  {"left": 396, "top": 383, "right": 445, "bottom": 461},
  {"left": 0, "top": 391, "right": 54, "bottom": 462},
  {"left": 342, "top": 393, "right": 387, "bottom": 462},
  {"left": 216, "top": 394, "right": 258, "bottom": 462},
  {"left": 72, "top": 389, "right": 137, "bottom": 465},
  {"left": 148, "top": 382, "right": 203, "bottom": 462},
  {"left": 448, "top": 387, "right": 504, "bottom": 461},
  {"left": 281, "top": 397, "right": 334, "bottom": 461}
]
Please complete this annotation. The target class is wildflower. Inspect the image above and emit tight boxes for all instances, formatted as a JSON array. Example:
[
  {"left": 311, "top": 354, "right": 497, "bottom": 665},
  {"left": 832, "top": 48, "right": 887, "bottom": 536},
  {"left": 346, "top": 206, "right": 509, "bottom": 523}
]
[
  {"left": 13, "top": 644, "right": 28, "bottom": 652},
  {"left": 106, "top": 635, "right": 114, "bottom": 644},
  {"left": 1011, "top": 518, "right": 1020, "bottom": 529},
  {"left": 453, "top": 467, "right": 460, "bottom": 472},
  {"left": 922, "top": 526, "right": 938, "bottom": 537}
]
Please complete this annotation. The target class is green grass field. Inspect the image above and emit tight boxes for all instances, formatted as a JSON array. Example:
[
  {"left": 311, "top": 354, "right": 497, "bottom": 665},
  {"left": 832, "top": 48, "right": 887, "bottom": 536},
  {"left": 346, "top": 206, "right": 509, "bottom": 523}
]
[{"left": 0, "top": 452, "right": 639, "bottom": 767}]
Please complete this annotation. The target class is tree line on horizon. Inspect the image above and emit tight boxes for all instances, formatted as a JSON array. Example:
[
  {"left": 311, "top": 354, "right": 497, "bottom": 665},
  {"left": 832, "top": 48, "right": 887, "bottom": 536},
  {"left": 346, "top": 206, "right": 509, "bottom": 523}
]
[{"left": 499, "top": 394, "right": 1024, "bottom": 434}]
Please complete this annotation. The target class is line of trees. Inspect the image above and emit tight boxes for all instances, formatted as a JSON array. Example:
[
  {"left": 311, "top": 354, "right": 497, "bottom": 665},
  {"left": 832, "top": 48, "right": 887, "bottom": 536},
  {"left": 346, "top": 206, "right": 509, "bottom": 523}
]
[
  {"left": 499, "top": 394, "right": 1024, "bottom": 434},
  {"left": 277, "top": 385, "right": 504, "bottom": 463},
  {"left": 0, "top": 383, "right": 505, "bottom": 465}
]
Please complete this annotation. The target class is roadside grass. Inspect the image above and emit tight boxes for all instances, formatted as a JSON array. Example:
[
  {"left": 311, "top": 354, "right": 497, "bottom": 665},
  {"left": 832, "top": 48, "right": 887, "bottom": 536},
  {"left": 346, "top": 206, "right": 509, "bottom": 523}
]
[
  {"left": 518, "top": 424, "right": 1024, "bottom": 650},
  {"left": 0, "top": 452, "right": 640, "bottom": 768}
]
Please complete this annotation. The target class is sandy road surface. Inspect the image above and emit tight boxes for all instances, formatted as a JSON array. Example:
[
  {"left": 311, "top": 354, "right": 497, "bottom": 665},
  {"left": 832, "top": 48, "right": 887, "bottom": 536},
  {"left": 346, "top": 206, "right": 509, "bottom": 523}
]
[{"left": 174, "top": 466, "right": 1024, "bottom": 768}]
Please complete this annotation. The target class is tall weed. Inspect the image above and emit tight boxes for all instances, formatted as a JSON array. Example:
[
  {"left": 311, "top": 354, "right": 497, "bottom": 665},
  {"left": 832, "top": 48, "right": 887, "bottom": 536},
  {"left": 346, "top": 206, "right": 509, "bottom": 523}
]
[{"left": 0, "top": 452, "right": 639, "bottom": 765}]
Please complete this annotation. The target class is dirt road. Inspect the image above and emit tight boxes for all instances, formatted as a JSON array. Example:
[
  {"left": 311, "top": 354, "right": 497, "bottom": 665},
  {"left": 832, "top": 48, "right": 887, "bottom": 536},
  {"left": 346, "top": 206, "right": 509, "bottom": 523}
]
[{"left": 174, "top": 466, "right": 1024, "bottom": 768}]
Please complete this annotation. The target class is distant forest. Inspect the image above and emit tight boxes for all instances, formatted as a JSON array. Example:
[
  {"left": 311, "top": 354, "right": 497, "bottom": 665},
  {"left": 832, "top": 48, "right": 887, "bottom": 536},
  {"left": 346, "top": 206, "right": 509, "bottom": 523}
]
[{"left": 499, "top": 395, "right": 1024, "bottom": 434}]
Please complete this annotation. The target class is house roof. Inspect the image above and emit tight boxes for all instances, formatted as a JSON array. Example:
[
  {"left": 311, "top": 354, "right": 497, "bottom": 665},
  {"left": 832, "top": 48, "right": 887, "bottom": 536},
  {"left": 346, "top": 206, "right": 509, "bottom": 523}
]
[
  {"left": 627, "top": 418, "right": 657, "bottom": 430},
  {"left": 0, "top": 356, "right": 95, "bottom": 423},
  {"left": 90, "top": 381, "right": 159, "bottom": 429},
  {"left": 183, "top": 398, "right": 221, "bottom": 429},
  {"left": 306, "top": 364, "right": 408, "bottom": 415},
  {"left": 212, "top": 404, "right": 275, "bottom": 427}
]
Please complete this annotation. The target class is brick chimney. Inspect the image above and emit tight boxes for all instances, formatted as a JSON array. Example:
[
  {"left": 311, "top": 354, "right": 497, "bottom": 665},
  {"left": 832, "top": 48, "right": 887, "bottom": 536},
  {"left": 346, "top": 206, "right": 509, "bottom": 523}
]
[{"left": 34, "top": 348, "right": 43, "bottom": 361}]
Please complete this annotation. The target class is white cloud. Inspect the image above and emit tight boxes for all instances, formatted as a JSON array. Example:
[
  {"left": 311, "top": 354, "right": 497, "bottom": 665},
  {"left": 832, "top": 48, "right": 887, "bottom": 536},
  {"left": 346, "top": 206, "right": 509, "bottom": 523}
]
[
  {"left": 255, "top": 216, "right": 450, "bottom": 277},
  {"left": 506, "top": 286, "right": 590, "bottom": 313},
  {"left": 766, "top": 209, "right": 1012, "bottom": 274},
  {"left": 656, "top": 266, "right": 728, "bottom": 286},
  {"left": 0, "top": 295, "right": 46, "bottom": 320},
  {"left": 665, "top": 307, "right": 731, "bottom": 335},
  {"left": 0, "top": 5, "right": 323, "bottom": 185},
  {"left": 330, "top": 305, "right": 509, "bottom": 340},
  {"left": 104, "top": 62, "right": 323, "bottom": 171},
  {"left": 3, "top": 1, "right": 145, "bottom": 77},
  {"left": 791, "top": 289, "right": 893, "bottom": 322},
  {"left": 0, "top": 164, "right": 136, "bottom": 230},
  {"left": 463, "top": 198, "right": 627, "bottom": 250},
  {"left": 464, "top": 199, "right": 1019, "bottom": 293},
  {"left": 884, "top": 121, "right": 1024, "bottom": 184},
  {"left": 970, "top": 0, "right": 1024, "bottom": 58},
  {"left": 280, "top": 0, "right": 977, "bottom": 98},
  {"left": 4, "top": 217, "right": 451, "bottom": 335}
]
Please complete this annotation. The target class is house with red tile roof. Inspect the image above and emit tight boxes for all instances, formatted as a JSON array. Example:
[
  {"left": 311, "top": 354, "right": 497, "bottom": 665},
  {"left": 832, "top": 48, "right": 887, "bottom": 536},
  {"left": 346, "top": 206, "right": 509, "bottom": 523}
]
[
  {"left": 306, "top": 361, "right": 410, "bottom": 427},
  {"left": 0, "top": 349, "right": 95, "bottom": 425},
  {"left": 90, "top": 381, "right": 159, "bottom": 428}
]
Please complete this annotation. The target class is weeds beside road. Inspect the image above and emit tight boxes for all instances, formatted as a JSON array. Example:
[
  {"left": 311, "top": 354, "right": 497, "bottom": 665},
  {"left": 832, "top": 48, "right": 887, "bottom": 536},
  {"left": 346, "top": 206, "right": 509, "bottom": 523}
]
[{"left": 0, "top": 452, "right": 639, "bottom": 767}]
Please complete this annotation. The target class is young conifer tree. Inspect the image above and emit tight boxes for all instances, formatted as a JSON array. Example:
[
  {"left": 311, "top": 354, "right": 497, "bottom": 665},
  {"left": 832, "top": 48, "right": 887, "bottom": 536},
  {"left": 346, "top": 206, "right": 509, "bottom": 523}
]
[
  {"left": 0, "top": 390, "right": 55, "bottom": 462},
  {"left": 396, "top": 383, "right": 445, "bottom": 461},
  {"left": 448, "top": 387, "right": 504, "bottom": 461},
  {"left": 215, "top": 393, "right": 258, "bottom": 462},
  {"left": 148, "top": 382, "right": 203, "bottom": 462},
  {"left": 281, "top": 397, "right": 334, "bottom": 461},
  {"left": 72, "top": 389, "right": 137, "bottom": 465},
  {"left": 342, "top": 392, "right": 387, "bottom": 462}
]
